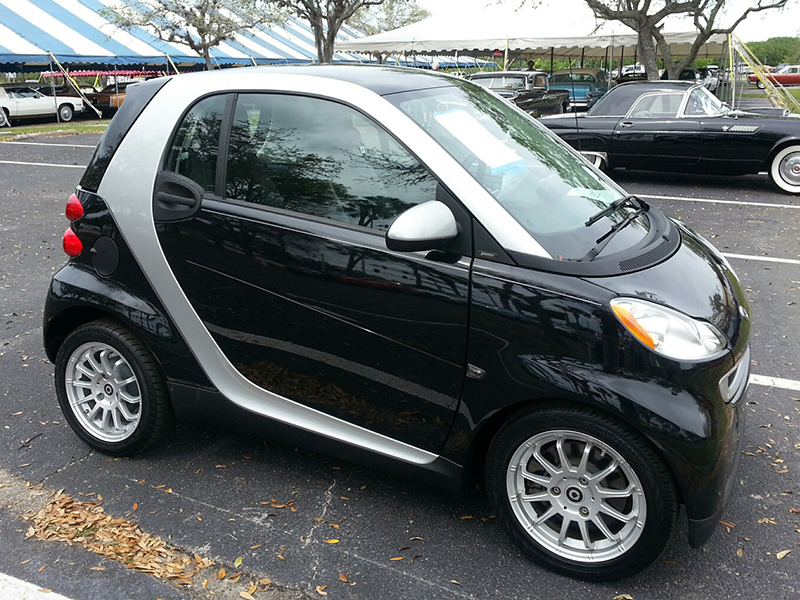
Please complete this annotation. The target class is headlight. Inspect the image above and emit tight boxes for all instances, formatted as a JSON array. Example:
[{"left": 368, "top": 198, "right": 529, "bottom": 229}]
[{"left": 611, "top": 298, "right": 727, "bottom": 360}]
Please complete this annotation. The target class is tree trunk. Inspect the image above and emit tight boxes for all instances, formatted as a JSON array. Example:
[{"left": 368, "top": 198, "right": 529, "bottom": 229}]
[
  {"left": 203, "top": 49, "right": 214, "bottom": 71},
  {"left": 637, "top": 25, "right": 660, "bottom": 80}
]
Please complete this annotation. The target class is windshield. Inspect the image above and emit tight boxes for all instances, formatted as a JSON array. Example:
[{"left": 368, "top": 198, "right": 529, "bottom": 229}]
[
  {"left": 471, "top": 76, "right": 527, "bottom": 91},
  {"left": 684, "top": 86, "right": 726, "bottom": 116},
  {"left": 386, "top": 81, "right": 649, "bottom": 261}
]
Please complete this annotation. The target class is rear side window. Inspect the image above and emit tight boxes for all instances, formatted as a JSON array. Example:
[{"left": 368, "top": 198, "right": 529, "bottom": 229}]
[
  {"left": 80, "top": 77, "right": 171, "bottom": 192},
  {"left": 588, "top": 85, "right": 646, "bottom": 116},
  {"left": 224, "top": 93, "right": 437, "bottom": 231},
  {"left": 164, "top": 95, "right": 226, "bottom": 193}
]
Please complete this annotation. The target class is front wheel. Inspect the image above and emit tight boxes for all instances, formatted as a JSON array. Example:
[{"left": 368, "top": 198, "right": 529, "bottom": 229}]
[
  {"left": 486, "top": 404, "right": 678, "bottom": 581},
  {"left": 0, "top": 108, "right": 9, "bottom": 128},
  {"left": 756, "top": 80, "right": 766, "bottom": 90},
  {"left": 768, "top": 145, "right": 800, "bottom": 195},
  {"left": 58, "top": 104, "right": 74, "bottom": 122},
  {"left": 55, "top": 319, "right": 175, "bottom": 455}
]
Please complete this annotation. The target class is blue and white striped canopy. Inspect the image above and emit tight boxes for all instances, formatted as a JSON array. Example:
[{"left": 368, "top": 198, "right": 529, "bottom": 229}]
[{"left": 0, "top": 0, "right": 370, "bottom": 69}]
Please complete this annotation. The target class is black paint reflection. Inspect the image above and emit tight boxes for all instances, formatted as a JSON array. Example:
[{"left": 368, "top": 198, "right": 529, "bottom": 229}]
[{"left": 158, "top": 207, "right": 470, "bottom": 452}]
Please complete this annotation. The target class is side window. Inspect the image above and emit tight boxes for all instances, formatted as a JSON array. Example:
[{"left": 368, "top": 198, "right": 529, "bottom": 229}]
[
  {"left": 225, "top": 93, "right": 438, "bottom": 231},
  {"left": 165, "top": 95, "right": 226, "bottom": 193},
  {"left": 629, "top": 93, "right": 682, "bottom": 118}
]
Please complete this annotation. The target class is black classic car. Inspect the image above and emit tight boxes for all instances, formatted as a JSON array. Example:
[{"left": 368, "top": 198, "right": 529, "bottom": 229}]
[
  {"left": 540, "top": 80, "right": 800, "bottom": 194},
  {"left": 466, "top": 70, "right": 570, "bottom": 117}
]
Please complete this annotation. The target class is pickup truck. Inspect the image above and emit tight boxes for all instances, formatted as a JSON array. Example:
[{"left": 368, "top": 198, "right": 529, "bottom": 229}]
[
  {"left": 0, "top": 84, "right": 84, "bottom": 126},
  {"left": 548, "top": 68, "right": 609, "bottom": 110},
  {"left": 466, "top": 71, "right": 570, "bottom": 117}
]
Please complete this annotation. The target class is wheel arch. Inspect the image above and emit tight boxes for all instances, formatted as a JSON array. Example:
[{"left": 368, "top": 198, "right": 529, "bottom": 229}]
[
  {"left": 765, "top": 136, "right": 800, "bottom": 169},
  {"left": 462, "top": 396, "right": 684, "bottom": 506}
]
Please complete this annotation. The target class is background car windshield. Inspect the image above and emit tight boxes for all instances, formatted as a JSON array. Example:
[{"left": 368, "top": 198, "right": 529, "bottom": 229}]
[
  {"left": 472, "top": 76, "right": 527, "bottom": 90},
  {"left": 386, "top": 82, "right": 649, "bottom": 260}
]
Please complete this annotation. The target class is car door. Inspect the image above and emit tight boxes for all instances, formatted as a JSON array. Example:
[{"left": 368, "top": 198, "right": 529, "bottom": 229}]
[
  {"left": 153, "top": 92, "right": 472, "bottom": 453},
  {"left": 13, "top": 87, "right": 54, "bottom": 117},
  {"left": 611, "top": 91, "right": 702, "bottom": 168}
]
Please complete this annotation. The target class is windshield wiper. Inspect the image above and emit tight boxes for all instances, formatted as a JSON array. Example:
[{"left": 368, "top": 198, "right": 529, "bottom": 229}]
[
  {"left": 580, "top": 198, "right": 649, "bottom": 262},
  {"left": 584, "top": 194, "right": 646, "bottom": 227}
]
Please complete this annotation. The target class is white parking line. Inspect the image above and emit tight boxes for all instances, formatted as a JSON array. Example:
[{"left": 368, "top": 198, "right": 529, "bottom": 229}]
[
  {"left": 640, "top": 193, "right": 800, "bottom": 210},
  {"left": 723, "top": 253, "right": 800, "bottom": 266},
  {"left": 0, "top": 572, "right": 72, "bottom": 599},
  {"left": 1, "top": 141, "right": 96, "bottom": 149},
  {"left": 750, "top": 375, "right": 800, "bottom": 392},
  {"left": 0, "top": 160, "right": 85, "bottom": 169}
]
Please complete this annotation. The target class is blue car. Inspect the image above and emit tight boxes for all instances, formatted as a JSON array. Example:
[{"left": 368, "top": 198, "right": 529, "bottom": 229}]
[{"left": 549, "top": 68, "right": 610, "bottom": 110}]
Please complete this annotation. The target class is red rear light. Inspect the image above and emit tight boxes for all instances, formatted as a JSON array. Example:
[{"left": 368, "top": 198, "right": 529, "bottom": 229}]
[
  {"left": 63, "top": 227, "right": 83, "bottom": 257},
  {"left": 66, "top": 194, "right": 83, "bottom": 221}
]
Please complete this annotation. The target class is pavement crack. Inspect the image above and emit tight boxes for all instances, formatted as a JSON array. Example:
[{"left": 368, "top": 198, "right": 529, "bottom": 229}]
[
  {"left": 302, "top": 480, "right": 336, "bottom": 550},
  {"left": 38, "top": 448, "right": 93, "bottom": 485}
]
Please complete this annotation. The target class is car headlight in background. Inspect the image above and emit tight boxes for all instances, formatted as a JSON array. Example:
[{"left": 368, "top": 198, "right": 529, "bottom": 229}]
[{"left": 611, "top": 298, "right": 727, "bottom": 360}]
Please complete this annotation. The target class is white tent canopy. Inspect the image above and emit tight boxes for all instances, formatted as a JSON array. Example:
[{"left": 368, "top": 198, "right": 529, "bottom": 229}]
[{"left": 336, "top": 3, "right": 726, "bottom": 60}]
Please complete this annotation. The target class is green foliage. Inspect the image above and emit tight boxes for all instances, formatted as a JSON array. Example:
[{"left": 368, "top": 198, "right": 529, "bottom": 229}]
[{"left": 745, "top": 37, "right": 800, "bottom": 66}]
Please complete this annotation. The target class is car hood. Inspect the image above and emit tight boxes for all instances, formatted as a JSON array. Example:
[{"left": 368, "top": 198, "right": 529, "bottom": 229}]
[{"left": 585, "top": 224, "right": 748, "bottom": 348}]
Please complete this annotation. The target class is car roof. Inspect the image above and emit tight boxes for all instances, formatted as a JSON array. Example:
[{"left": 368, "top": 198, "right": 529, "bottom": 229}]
[
  {"left": 170, "top": 64, "right": 457, "bottom": 97},
  {"left": 614, "top": 80, "right": 697, "bottom": 92},
  {"left": 468, "top": 71, "right": 543, "bottom": 78},
  {"left": 551, "top": 68, "right": 604, "bottom": 75}
]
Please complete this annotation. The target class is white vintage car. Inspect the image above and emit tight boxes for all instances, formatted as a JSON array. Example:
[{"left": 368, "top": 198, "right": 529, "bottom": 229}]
[{"left": 0, "top": 85, "right": 84, "bottom": 126}]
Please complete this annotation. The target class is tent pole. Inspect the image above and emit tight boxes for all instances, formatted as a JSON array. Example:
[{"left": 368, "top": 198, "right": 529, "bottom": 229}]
[
  {"left": 49, "top": 56, "right": 60, "bottom": 123},
  {"left": 580, "top": 48, "right": 585, "bottom": 68},
  {"left": 503, "top": 38, "right": 509, "bottom": 71},
  {"left": 48, "top": 52, "right": 101, "bottom": 118}
]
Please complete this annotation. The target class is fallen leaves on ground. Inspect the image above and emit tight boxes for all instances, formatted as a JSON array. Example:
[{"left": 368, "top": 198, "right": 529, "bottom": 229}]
[
  {"left": 25, "top": 491, "right": 213, "bottom": 585},
  {"left": 777, "top": 550, "right": 792, "bottom": 560}
]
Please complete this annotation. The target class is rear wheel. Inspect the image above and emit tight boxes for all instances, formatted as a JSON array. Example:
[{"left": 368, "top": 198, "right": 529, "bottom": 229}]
[
  {"left": 769, "top": 145, "right": 800, "bottom": 195},
  {"left": 55, "top": 319, "right": 174, "bottom": 455},
  {"left": 58, "top": 104, "right": 74, "bottom": 122},
  {"left": 0, "top": 108, "right": 9, "bottom": 127},
  {"left": 486, "top": 404, "right": 678, "bottom": 581}
]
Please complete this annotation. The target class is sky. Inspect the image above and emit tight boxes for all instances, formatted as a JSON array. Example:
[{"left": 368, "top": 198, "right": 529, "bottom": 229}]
[{"left": 416, "top": 0, "right": 800, "bottom": 42}]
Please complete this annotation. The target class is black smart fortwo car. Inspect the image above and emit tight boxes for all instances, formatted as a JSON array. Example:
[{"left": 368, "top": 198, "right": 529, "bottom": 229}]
[{"left": 44, "top": 65, "right": 750, "bottom": 581}]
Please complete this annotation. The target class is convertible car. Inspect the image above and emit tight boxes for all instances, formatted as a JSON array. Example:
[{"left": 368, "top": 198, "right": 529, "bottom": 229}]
[
  {"left": 466, "top": 71, "right": 570, "bottom": 117},
  {"left": 540, "top": 81, "right": 800, "bottom": 194}
]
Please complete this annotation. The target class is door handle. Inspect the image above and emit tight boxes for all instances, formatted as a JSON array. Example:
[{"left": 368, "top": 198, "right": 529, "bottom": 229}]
[
  {"left": 156, "top": 191, "right": 197, "bottom": 207},
  {"left": 620, "top": 121, "right": 635, "bottom": 128}
]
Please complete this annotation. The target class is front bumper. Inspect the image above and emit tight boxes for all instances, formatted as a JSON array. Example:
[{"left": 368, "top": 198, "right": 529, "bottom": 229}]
[{"left": 687, "top": 394, "right": 746, "bottom": 547}]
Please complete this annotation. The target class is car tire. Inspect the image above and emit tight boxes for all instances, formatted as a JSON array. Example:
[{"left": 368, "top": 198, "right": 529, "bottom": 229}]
[
  {"left": 58, "top": 104, "right": 74, "bottom": 122},
  {"left": 0, "top": 108, "right": 9, "bottom": 128},
  {"left": 768, "top": 145, "right": 800, "bottom": 195},
  {"left": 756, "top": 80, "right": 766, "bottom": 90},
  {"left": 55, "top": 319, "right": 175, "bottom": 456},
  {"left": 486, "top": 403, "right": 678, "bottom": 581}
]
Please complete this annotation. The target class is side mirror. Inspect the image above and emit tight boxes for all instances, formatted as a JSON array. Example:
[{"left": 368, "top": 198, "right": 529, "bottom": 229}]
[{"left": 385, "top": 201, "right": 459, "bottom": 252}]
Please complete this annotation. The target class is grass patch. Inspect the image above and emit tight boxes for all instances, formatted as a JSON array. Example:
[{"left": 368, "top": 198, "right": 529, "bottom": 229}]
[{"left": 0, "top": 119, "right": 109, "bottom": 138}]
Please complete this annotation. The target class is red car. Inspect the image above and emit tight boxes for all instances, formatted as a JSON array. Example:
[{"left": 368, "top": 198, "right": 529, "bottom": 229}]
[{"left": 749, "top": 64, "right": 800, "bottom": 88}]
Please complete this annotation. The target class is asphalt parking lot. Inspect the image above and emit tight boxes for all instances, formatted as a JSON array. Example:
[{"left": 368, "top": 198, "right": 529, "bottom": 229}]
[{"left": 1, "top": 133, "right": 798, "bottom": 600}]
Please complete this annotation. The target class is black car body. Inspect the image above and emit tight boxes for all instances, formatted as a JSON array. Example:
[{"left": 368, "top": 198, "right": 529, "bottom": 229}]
[
  {"left": 44, "top": 66, "right": 749, "bottom": 581},
  {"left": 466, "top": 70, "right": 570, "bottom": 116},
  {"left": 539, "top": 80, "right": 800, "bottom": 194}
]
